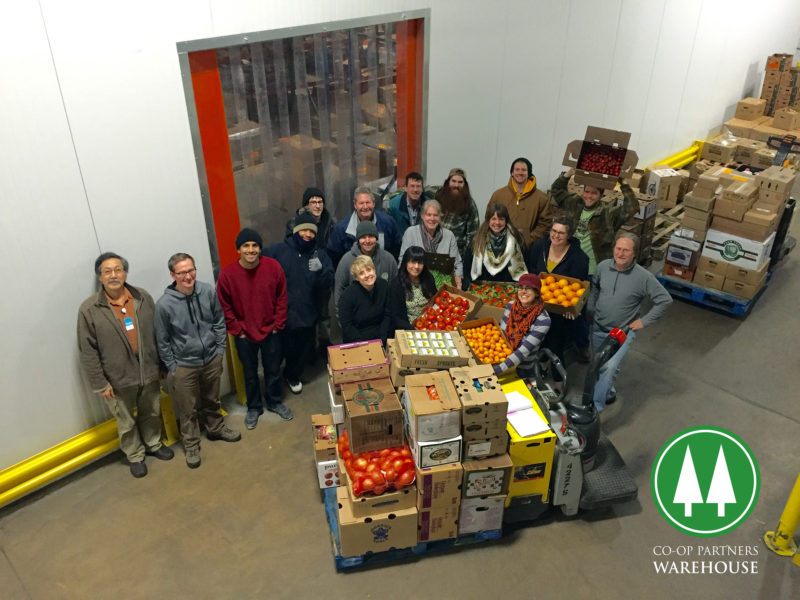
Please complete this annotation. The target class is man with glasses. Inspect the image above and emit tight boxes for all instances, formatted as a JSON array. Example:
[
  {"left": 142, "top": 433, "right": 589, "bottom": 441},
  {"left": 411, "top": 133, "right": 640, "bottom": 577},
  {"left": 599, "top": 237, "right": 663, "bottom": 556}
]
[
  {"left": 155, "top": 253, "right": 241, "bottom": 469},
  {"left": 78, "top": 252, "right": 174, "bottom": 478}
]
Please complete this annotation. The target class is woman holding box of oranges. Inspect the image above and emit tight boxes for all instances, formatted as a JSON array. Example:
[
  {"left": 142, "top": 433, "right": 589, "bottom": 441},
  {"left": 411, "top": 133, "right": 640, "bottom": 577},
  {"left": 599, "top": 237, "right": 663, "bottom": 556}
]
[
  {"left": 525, "top": 216, "right": 589, "bottom": 375},
  {"left": 492, "top": 273, "right": 551, "bottom": 377}
]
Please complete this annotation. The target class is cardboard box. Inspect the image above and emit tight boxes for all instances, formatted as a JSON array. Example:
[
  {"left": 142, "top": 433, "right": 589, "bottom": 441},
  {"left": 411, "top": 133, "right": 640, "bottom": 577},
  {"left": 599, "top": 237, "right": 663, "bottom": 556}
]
[
  {"left": 711, "top": 215, "right": 774, "bottom": 242},
  {"left": 403, "top": 371, "right": 462, "bottom": 442},
  {"left": 722, "top": 277, "right": 767, "bottom": 300},
  {"left": 312, "top": 414, "right": 338, "bottom": 463},
  {"left": 342, "top": 378, "right": 404, "bottom": 453},
  {"left": 663, "top": 263, "right": 694, "bottom": 281},
  {"left": 712, "top": 196, "right": 754, "bottom": 222},
  {"left": 462, "top": 432, "right": 510, "bottom": 460},
  {"left": 644, "top": 168, "right": 682, "bottom": 207},
  {"left": 418, "top": 506, "right": 459, "bottom": 542},
  {"left": 317, "top": 459, "right": 341, "bottom": 489},
  {"left": 724, "top": 117, "right": 763, "bottom": 138},
  {"left": 753, "top": 148, "right": 778, "bottom": 169},
  {"left": 734, "top": 139, "right": 767, "bottom": 163},
  {"left": 414, "top": 283, "right": 483, "bottom": 330},
  {"left": 386, "top": 337, "right": 437, "bottom": 389},
  {"left": 537, "top": 273, "right": 590, "bottom": 317},
  {"left": 692, "top": 269, "right": 725, "bottom": 291},
  {"left": 416, "top": 462, "right": 463, "bottom": 510},
  {"left": 722, "top": 180, "right": 759, "bottom": 203},
  {"left": 764, "top": 71, "right": 783, "bottom": 87},
  {"left": 328, "top": 340, "right": 389, "bottom": 387},
  {"left": 665, "top": 235, "right": 701, "bottom": 269},
  {"left": 410, "top": 435, "right": 462, "bottom": 468},
  {"left": 674, "top": 225, "right": 706, "bottom": 243},
  {"left": 327, "top": 373, "right": 345, "bottom": 424},
  {"left": 683, "top": 206, "right": 714, "bottom": 222},
  {"left": 735, "top": 97, "right": 766, "bottom": 120},
  {"left": 458, "top": 317, "right": 513, "bottom": 366},
  {"left": 395, "top": 330, "right": 472, "bottom": 369},
  {"left": 633, "top": 196, "right": 658, "bottom": 221},
  {"left": 702, "top": 229, "right": 776, "bottom": 269},
  {"left": 682, "top": 192, "right": 715, "bottom": 212},
  {"left": 336, "top": 487, "right": 418, "bottom": 557},
  {"left": 701, "top": 136, "right": 737, "bottom": 162},
  {"left": 766, "top": 53, "right": 794, "bottom": 72},
  {"left": 337, "top": 454, "right": 418, "bottom": 516},
  {"left": 697, "top": 255, "right": 730, "bottom": 276},
  {"left": 449, "top": 364, "right": 508, "bottom": 424},
  {"left": 562, "top": 125, "right": 639, "bottom": 190},
  {"left": 502, "top": 379, "right": 555, "bottom": 504},
  {"left": 681, "top": 214, "right": 712, "bottom": 232},
  {"left": 743, "top": 207, "right": 779, "bottom": 232},
  {"left": 458, "top": 495, "right": 506, "bottom": 534},
  {"left": 755, "top": 165, "right": 797, "bottom": 198},
  {"left": 462, "top": 454, "right": 513, "bottom": 498},
  {"left": 780, "top": 67, "right": 800, "bottom": 88},
  {"left": 750, "top": 122, "right": 787, "bottom": 143},
  {"left": 773, "top": 107, "right": 800, "bottom": 130},
  {"left": 726, "top": 259, "right": 770, "bottom": 285},
  {"left": 461, "top": 419, "right": 508, "bottom": 441}
]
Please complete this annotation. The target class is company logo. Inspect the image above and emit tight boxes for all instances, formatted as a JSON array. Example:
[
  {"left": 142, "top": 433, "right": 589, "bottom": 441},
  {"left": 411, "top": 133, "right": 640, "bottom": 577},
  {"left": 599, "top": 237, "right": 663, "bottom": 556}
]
[
  {"left": 651, "top": 427, "right": 759, "bottom": 537},
  {"left": 721, "top": 240, "right": 743, "bottom": 261}
]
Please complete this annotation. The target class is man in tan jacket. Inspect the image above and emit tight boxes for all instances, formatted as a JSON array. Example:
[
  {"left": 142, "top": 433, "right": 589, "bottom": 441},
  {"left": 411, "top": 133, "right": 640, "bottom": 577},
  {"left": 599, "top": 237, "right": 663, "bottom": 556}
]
[
  {"left": 77, "top": 252, "right": 173, "bottom": 478},
  {"left": 488, "top": 157, "right": 552, "bottom": 248}
]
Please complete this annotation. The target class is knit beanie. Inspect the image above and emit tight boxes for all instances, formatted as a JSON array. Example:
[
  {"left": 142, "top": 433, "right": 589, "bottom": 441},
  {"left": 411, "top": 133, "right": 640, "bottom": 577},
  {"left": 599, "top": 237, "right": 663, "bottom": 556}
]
[
  {"left": 302, "top": 187, "right": 325, "bottom": 207},
  {"left": 356, "top": 220, "right": 379, "bottom": 239},
  {"left": 235, "top": 228, "right": 263, "bottom": 250},
  {"left": 293, "top": 213, "right": 318, "bottom": 234},
  {"left": 518, "top": 273, "right": 541, "bottom": 292}
]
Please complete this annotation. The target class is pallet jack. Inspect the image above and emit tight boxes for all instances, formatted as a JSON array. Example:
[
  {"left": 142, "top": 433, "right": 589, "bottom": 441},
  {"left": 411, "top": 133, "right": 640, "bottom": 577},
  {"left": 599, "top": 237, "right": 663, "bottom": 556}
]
[{"left": 508, "top": 328, "right": 638, "bottom": 520}]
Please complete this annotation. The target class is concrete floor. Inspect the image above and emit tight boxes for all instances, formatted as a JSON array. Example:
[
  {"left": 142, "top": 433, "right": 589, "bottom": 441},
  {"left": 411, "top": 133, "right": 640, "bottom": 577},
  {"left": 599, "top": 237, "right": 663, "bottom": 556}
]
[{"left": 1, "top": 221, "right": 799, "bottom": 600}]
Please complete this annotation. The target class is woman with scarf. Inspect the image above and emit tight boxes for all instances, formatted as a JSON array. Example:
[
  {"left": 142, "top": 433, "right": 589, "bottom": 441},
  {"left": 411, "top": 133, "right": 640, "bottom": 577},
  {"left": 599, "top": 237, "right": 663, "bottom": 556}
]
[
  {"left": 263, "top": 214, "right": 334, "bottom": 393},
  {"left": 465, "top": 202, "right": 528, "bottom": 289},
  {"left": 388, "top": 246, "right": 438, "bottom": 331},
  {"left": 494, "top": 273, "right": 551, "bottom": 377},
  {"left": 398, "top": 199, "right": 463, "bottom": 289}
]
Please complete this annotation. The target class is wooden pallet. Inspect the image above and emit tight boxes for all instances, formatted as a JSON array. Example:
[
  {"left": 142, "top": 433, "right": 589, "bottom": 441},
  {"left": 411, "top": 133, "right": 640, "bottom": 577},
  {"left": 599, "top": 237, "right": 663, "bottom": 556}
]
[
  {"left": 323, "top": 487, "right": 502, "bottom": 571},
  {"left": 651, "top": 204, "right": 685, "bottom": 260},
  {"left": 657, "top": 272, "right": 770, "bottom": 316}
]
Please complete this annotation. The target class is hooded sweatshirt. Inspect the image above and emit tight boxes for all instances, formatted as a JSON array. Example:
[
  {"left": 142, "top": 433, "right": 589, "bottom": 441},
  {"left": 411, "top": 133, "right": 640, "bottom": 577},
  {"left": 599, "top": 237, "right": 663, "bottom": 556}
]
[
  {"left": 334, "top": 240, "right": 398, "bottom": 312},
  {"left": 489, "top": 176, "right": 552, "bottom": 248},
  {"left": 155, "top": 280, "right": 227, "bottom": 372}
]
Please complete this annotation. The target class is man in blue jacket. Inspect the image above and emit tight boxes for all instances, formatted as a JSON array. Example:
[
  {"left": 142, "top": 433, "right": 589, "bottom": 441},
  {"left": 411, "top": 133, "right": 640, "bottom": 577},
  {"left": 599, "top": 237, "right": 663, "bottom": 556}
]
[
  {"left": 155, "top": 252, "right": 241, "bottom": 469},
  {"left": 387, "top": 171, "right": 430, "bottom": 236},
  {"left": 327, "top": 186, "right": 401, "bottom": 266}
]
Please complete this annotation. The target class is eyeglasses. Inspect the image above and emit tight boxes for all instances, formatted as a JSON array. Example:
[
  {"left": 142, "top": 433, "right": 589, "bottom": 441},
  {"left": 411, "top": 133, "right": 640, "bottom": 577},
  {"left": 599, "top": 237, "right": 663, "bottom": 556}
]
[
  {"left": 100, "top": 267, "right": 124, "bottom": 276},
  {"left": 517, "top": 286, "right": 536, "bottom": 292},
  {"left": 307, "top": 199, "right": 324, "bottom": 205},
  {"left": 174, "top": 268, "right": 197, "bottom": 277},
  {"left": 550, "top": 229, "right": 568, "bottom": 236}
]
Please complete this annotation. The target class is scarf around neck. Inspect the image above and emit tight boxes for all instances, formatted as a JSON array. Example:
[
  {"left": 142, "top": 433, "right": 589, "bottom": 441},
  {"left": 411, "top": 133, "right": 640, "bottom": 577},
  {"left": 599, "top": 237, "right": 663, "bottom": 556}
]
[
  {"left": 505, "top": 297, "right": 545, "bottom": 351},
  {"left": 420, "top": 223, "right": 443, "bottom": 253}
]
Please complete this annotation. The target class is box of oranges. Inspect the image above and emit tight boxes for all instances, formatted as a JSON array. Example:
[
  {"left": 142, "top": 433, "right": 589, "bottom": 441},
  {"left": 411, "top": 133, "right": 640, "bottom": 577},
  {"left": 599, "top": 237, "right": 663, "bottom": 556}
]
[
  {"left": 538, "top": 273, "right": 590, "bottom": 317},
  {"left": 458, "top": 318, "right": 514, "bottom": 366}
]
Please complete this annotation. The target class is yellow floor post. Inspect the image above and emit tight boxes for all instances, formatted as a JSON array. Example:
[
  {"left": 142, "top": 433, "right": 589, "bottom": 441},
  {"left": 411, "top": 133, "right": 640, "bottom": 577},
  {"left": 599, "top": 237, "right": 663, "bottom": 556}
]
[
  {"left": 226, "top": 334, "right": 248, "bottom": 405},
  {"left": 159, "top": 389, "right": 182, "bottom": 446},
  {"left": 764, "top": 473, "right": 800, "bottom": 563}
]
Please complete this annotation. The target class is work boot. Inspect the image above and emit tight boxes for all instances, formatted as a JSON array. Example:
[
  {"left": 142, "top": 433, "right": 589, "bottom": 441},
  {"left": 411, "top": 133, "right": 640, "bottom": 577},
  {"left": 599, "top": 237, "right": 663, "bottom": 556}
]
[
  {"left": 267, "top": 402, "right": 293, "bottom": 421},
  {"left": 146, "top": 445, "right": 174, "bottom": 460},
  {"left": 207, "top": 426, "right": 242, "bottom": 442},
  {"left": 129, "top": 461, "right": 147, "bottom": 478},
  {"left": 185, "top": 447, "right": 201, "bottom": 469}
]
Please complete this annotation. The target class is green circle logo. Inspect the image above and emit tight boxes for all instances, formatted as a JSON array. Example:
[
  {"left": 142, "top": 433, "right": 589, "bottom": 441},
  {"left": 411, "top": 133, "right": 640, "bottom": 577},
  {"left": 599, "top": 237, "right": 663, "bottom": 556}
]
[{"left": 651, "top": 427, "right": 759, "bottom": 537}]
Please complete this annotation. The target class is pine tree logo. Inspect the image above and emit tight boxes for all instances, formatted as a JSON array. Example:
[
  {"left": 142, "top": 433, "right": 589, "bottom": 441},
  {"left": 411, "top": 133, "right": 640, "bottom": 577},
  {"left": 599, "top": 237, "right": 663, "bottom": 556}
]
[{"left": 651, "top": 427, "right": 759, "bottom": 537}]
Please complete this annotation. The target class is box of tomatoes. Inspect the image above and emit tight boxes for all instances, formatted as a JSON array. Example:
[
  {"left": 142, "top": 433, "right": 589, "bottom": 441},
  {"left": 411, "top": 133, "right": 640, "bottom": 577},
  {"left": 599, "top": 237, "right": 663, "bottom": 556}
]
[
  {"left": 458, "top": 318, "right": 514, "bottom": 367},
  {"left": 413, "top": 284, "right": 482, "bottom": 332},
  {"left": 562, "top": 125, "right": 639, "bottom": 190},
  {"left": 538, "top": 273, "right": 590, "bottom": 318}
]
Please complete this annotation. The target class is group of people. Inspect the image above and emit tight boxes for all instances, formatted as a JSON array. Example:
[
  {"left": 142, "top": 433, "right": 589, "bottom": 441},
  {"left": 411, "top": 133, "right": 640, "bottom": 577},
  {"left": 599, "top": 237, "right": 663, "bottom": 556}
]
[{"left": 77, "top": 158, "right": 672, "bottom": 478}]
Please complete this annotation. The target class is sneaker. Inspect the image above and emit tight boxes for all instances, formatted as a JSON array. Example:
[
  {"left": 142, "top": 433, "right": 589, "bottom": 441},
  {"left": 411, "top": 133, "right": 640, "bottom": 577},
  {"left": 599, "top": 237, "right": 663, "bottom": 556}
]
[
  {"left": 207, "top": 426, "right": 242, "bottom": 442},
  {"left": 129, "top": 461, "right": 147, "bottom": 478},
  {"left": 244, "top": 410, "right": 260, "bottom": 430},
  {"left": 286, "top": 378, "right": 303, "bottom": 394},
  {"left": 185, "top": 447, "right": 201, "bottom": 469},
  {"left": 267, "top": 402, "right": 294, "bottom": 421},
  {"left": 605, "top": 391, "right": 617, "bottom": 405},
  {"left": 146, "top": 445, "right": 175, "bottom": 461}
]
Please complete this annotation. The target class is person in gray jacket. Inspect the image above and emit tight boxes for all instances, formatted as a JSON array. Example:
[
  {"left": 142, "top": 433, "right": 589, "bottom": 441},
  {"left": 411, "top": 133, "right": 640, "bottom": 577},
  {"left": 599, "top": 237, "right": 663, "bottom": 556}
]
[
  {"left": 334, "top": 220, "right": 397, "bottom": 314},
  {"left": 587, "top": 233, "right": 672, "bottom": 411},
  {"left": 77, "top": 252, "right": 174, "bottom": 478},
  {"left": 399, "top": 199, "right": 463, "bottom": 289},
  {"left": 155, "top": 253, "right": 241, "bottom": 469}
]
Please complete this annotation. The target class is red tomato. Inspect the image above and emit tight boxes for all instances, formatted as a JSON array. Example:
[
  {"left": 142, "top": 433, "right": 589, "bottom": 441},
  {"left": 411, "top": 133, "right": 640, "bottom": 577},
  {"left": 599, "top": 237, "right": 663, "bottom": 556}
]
[
  {"left": 379, "top": 448, "right": 391, "bottom": 457},
  {"left": 383, "top": 468, "right": 398, "bottom": 483},
  {"left": 361, "top": 476, "right": 375, "bottom": 493},
  {"left": 396, "top": 470, "right": 415, "bottom": 488},
  {"left": 354, "top": 457, "right": 368, "bottom": 471},
  {"left": 341, "top": 449, "right": 351, "bottom": 461},
  {"left": 399, "top": 447, "right": 412, "bottom": 458},
  {"left": 401, "top": 459, "right": 415, "bottom": 472},
  {"left": 392, "top": 458, "right": 405, "bottom": 473},
  {"left": 352, "top": 478, "right": 363, "bottom": 496},
  {"left": 366, "top": 462, "right": 381, "bottom": 474},
  {"left": 373, "top": 481, "right": 388, "bottom": 495}
]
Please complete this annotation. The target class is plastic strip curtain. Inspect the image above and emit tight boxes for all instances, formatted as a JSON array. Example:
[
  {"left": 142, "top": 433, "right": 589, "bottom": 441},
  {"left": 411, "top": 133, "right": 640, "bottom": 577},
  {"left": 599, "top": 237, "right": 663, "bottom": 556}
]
[{"left": 216, "top": 24, "right": 398, "bottom": 236}]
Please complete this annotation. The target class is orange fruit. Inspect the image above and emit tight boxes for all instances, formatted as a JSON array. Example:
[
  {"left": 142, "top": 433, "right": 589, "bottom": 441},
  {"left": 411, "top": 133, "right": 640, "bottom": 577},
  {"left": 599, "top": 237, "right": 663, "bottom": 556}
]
[
  {"left": 561, "top": 300, "right": 571, "bottom": 307},
  {"left": 570, "top": 297, "right": 579, "bottom": 305},
  {"left": 570, "top": 282, "right": 581, "bottom": 291},
  {"left": 557, "top": 279, "right": 568, "bottom": 288},
  {"left": 576, "top": 288, "right": 585, "bottom": 297},
  {"left": 545, "top": 275, "right": 555, "bottom": 285}
]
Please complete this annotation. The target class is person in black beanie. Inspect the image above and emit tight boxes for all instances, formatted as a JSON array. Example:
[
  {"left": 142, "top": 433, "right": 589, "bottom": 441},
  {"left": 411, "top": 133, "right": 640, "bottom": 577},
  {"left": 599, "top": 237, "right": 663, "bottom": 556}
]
[
  {"left": 286, "top": 187, "right": 337, "bottom": 353},
  {"left": 265, "top": 214, "right": 333, "bottom": 393}
]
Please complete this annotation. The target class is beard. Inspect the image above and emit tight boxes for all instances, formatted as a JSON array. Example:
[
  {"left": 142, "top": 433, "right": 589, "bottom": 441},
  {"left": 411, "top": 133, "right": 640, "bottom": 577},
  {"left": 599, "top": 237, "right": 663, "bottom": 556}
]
[{"left": 438, "top": 186, "right": 470, "bottom": 215}]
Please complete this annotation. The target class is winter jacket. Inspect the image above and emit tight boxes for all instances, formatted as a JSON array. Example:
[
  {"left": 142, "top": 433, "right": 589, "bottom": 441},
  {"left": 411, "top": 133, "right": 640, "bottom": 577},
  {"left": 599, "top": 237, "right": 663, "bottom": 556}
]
[
  {"left": 264, "top": 235, "right": 334, "bottom": 330},
  {"left": 549, "top": 173, "right": 638, "bottom": 266},
  {"left": 334, "top": 241, "right": 398, "bottom": 312},
  {"left": 398, "top": 224, "right": 463, "bottom": 278},
  {"left": 154, "top": 280, "right": 227, "bottom": 372},
  {"left": 387, "top": 190, "right": 432, "bottom": 235},
  {"left": 77, "top": 284, "right": 159, "bottom": 393},
  {"left": 525, "top": 236, "right": 590, "bottom": 282},
  {"left": 327, "top": 210, "right": 401, "bottom": 266},
  {"left": 338, "top": 278, "right": 391, "bottom": 344},
  {"left": 387, "top": 276, "right": 414, "bottom": 332},
  {"left": 216, "top": 257, "right": 287, "bottom": 343},
  {"left": 285, "top": 206, "right": 337, "bottom": 250},
  {"left": 489, "top": 178, "right": 552, "bottom": 248}
]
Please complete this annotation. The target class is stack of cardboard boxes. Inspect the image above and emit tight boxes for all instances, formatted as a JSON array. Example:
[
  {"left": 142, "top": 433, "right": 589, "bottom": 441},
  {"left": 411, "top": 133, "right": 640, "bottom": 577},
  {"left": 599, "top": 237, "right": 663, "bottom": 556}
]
[{"left": 760, "top": 53, "right": 800, "bottom": 116}]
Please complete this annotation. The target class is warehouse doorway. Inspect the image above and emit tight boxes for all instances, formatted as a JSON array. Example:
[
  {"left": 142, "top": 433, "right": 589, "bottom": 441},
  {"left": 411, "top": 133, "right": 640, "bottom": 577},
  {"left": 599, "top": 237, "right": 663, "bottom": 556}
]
[{"left": 178, "top": 12, "right": 428, "bottom": 272}]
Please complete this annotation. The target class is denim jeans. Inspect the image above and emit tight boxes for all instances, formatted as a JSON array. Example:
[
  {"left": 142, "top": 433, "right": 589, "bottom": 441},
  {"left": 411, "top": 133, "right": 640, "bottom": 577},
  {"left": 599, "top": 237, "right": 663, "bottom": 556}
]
[
  {"left": 234, "top": 333, "right": 282, "bottom": 412},
  {"left": 590, "top": 326, "right": 636, "bottom": 412}
]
